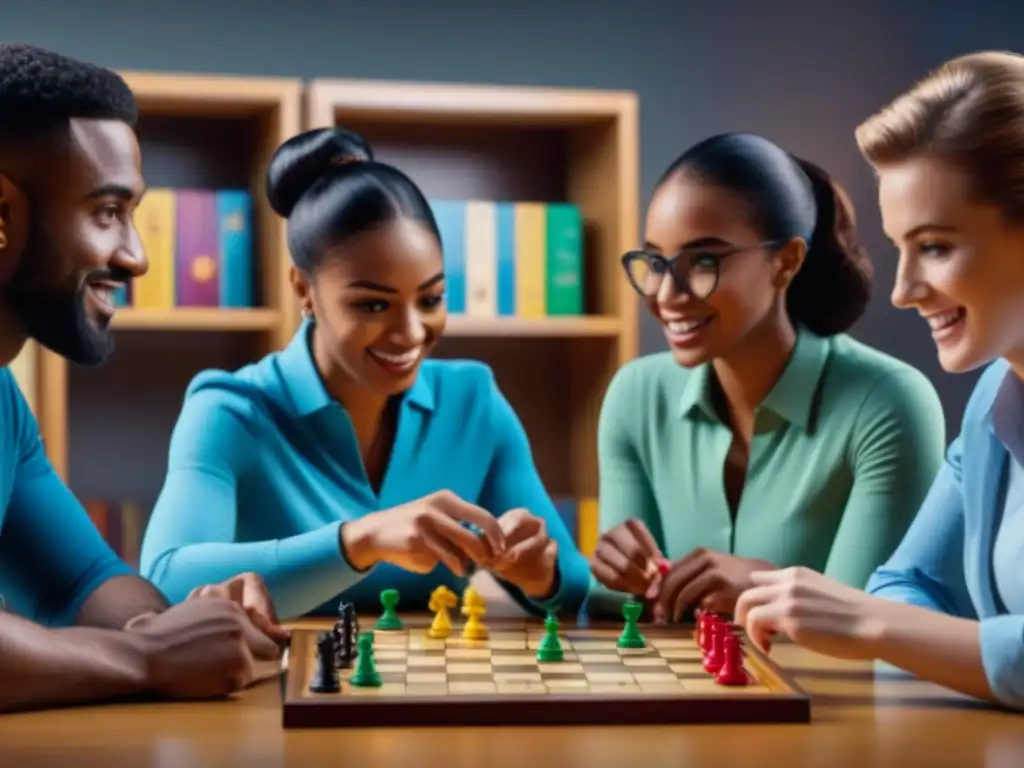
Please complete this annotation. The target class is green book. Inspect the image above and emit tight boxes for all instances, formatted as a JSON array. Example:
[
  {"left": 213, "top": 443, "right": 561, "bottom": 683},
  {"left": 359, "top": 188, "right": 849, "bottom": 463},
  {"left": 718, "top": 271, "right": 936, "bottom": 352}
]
[{"left": 545, "top": 203, "right": 583, "bottom": 315}]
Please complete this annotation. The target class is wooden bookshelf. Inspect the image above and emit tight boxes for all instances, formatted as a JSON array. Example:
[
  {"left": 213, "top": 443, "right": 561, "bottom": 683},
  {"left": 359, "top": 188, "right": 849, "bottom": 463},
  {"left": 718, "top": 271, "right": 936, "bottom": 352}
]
[
  {"left": 306, "top": 78, "right": 640, "bottom": 499},
  {"left": 32, "top": 71, "right": 303, "bottom": 484}
]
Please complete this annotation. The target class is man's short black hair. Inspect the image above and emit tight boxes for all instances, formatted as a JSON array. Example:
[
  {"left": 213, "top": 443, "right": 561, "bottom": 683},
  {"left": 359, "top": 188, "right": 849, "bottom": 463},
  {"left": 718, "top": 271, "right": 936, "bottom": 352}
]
[{"left": 0, "top": 44, "right": 137, "bottom": 141}]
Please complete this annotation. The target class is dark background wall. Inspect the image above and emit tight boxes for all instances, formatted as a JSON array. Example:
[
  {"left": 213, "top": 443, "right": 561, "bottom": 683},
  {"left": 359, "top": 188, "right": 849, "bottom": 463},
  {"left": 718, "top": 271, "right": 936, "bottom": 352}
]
[{"left": 2, "top": 0, "right": 1022, "bottom": 484}]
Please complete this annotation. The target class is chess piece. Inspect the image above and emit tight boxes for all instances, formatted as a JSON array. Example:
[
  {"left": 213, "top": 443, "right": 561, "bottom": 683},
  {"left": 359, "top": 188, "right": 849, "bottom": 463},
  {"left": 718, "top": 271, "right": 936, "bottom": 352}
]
[
  {"left": 375, "top": 588, "right": 403, "bottom": 631},
  {"left": 715, "top": 634, "right": 751, "bottom": 686},
  {"left": 535, "top": 612, "right": 564, "bottom": 662},
  {"left": 704, "top": 622, "right": 727, "bottom": 674},
  {"left": 617, "top": 600, "right": 646, "bottom": 649},
  {"left": 349, "top": 633, "right": 382, "bottom": 687},
  {"left": 460, "top": 586, "right": 488, "bottom": 640},
  {"left": 698, "top": 611, "right": 716, "bottom": 656},
  {"left": 427, "top": 585, "right": 458, "bottom": 639},
  {"left": 334, "top": 601, "right": 358, "bottom": 668},
  {"left": 309, "top": 631, "right": 340, "bottom": 693}
]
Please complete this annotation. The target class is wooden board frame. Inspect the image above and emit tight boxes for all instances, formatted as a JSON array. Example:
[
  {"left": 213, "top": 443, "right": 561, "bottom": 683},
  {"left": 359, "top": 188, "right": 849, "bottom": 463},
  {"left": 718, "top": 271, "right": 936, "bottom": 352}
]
[{"left": 280, "top": 617, "right": 810, "bottom": 728}]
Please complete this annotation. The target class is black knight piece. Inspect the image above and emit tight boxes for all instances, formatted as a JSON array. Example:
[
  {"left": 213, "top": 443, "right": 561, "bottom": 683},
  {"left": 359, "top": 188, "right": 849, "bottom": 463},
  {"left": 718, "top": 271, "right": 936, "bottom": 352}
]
[
  {"left": 333, "top": 601, "right": 359, "bottom": 668},
  {"left": 309, "top": 631, "right": 340, "bottom": 693}
]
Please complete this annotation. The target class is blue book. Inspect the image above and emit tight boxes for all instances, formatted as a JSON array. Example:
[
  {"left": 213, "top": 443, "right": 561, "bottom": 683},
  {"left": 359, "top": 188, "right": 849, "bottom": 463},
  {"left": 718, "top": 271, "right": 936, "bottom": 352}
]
[
  {"left": 430, "top": 200, "right": 466, "bottom": 314},
  {"left": 495, "top": 202, "right": 516, "bottom": 316},
  {"left": 216, "top": 190, "right": 253, "bottom": 308},
  {"left": 553, "top": 497, "right": 578, "bottom": 542}
]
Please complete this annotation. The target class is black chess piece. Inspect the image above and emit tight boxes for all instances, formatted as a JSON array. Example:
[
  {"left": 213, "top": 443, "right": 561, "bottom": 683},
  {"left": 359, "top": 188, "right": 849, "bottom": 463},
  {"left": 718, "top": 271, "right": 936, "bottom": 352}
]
[
  {"left": 334, "top": 601, "right": 358, "bottom": 668},
  {"left": 309, "top": 631, "right": 340, "bottom": 693}
]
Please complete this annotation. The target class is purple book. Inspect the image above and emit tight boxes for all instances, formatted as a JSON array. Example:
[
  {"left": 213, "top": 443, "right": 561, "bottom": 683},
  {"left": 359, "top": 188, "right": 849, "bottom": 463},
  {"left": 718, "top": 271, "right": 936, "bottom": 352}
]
[{"left": 175, "top": 189, "right": 220, "bottom": 307}]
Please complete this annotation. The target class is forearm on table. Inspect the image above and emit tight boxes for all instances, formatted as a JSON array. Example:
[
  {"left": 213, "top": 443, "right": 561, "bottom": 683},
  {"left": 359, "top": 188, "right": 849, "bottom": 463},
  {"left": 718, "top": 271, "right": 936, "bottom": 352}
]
[
  {"left": 0, "top": 611, "right": 147, "bottom": 713},
  {"left": 146, "top": 523, "right": 372, "bottom": 619},
  {"left": 75, "top": 574, "right": 170, "bottom": 629},
  {"left": 869, "top": 599, "right": 995, "bottom": 704}
]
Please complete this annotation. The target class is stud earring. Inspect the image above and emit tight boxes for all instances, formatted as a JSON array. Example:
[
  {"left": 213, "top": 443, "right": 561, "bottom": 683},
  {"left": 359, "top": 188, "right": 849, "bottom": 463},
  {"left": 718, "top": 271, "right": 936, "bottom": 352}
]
[{"left": 0, "top": 230, "right": 7, "bottom": 249}]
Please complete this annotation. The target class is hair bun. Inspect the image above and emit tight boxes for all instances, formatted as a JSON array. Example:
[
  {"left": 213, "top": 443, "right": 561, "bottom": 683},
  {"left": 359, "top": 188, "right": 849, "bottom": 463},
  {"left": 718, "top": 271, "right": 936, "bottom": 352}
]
[{"left": 265, "top": 127, "right": 373, "bottom": 217}]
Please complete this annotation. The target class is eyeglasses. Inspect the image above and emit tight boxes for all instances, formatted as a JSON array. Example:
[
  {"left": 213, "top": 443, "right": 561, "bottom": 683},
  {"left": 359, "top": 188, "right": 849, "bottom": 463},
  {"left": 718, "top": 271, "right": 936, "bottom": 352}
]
[{"left": 620, "top": 241, "right": 784, "bottom": 298}]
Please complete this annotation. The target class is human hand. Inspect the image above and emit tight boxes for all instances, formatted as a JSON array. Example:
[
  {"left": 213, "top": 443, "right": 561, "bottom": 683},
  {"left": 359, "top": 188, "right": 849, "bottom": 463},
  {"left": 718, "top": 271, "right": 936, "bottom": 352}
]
[
  {"left": 590, "top": 518, "right": 666, "bottom": 598},
  {"left": 734, "top": 566, "right": 887, "bottom": 659},
  {"left": 489, "top": 507, "right": 558, "bottom": 598},
  {"left": 655, "top": 548, "right": 775, "bottom": 622},
  {"left": 186, "top": 571, "right": 290, "bottom": 652},
  {"left": 341, "top": 490, "right": 506, "bottom": 576},
  {"left": 129, "top": 597, "right": 281, "bottom": 699}
]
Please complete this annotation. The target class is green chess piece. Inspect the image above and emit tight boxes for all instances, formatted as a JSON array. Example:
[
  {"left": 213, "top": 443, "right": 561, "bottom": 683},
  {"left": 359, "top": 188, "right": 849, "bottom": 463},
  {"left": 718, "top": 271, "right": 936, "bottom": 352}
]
[
  {"left": 617, "top": 600, "right": 646, "bottom": 649},
  {"left": 536, "top": 612, "right": 564, "bottom": 662},
  {"left": 374, "top": 588, "right": 403, "bottom": 630},
  {"left": 349, "top": 632, "right": 382, "bottom": 687}
]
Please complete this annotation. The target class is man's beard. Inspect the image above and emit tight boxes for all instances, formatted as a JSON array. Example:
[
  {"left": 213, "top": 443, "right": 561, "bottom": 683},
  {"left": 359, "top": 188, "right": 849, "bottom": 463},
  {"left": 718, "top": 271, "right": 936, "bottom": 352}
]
[{"left": 4, "top": 225, "right": 116, "bottom": 367}]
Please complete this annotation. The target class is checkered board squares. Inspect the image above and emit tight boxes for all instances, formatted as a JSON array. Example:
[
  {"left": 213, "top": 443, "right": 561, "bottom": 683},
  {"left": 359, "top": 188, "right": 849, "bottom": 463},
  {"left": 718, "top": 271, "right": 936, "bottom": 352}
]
[{"left": 282, "top": 620, "right": 811, "bottom": 727}]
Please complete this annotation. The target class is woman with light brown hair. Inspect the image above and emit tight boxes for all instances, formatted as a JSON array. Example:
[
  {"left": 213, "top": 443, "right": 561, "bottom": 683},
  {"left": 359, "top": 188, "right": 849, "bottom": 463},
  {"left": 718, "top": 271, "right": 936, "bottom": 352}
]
[{"left": 735, "top": 51, "right": 1024, "bottom": 711}]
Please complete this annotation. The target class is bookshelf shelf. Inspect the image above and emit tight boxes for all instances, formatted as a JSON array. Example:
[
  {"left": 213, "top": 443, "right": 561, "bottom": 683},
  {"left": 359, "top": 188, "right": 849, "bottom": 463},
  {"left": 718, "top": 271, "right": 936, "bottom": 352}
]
[
  {"left": 111, "top": 307, "right": 281, "bottom": 331},
  {"left": 445, "top": 315, "right": 621, "bottom": 338},
  {"left": 307, "top": 78, "right": 640, "bottom": 500}
]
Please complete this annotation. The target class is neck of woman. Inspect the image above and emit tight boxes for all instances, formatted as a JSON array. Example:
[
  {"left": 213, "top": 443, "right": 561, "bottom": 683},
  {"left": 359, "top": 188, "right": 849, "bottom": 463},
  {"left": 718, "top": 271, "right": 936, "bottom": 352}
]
[
  {"left": 311, "top": 328, "right": 391, "bottom": 454},
  {"left": 711, "top": 309, "right": 798, "bottom": 439}
]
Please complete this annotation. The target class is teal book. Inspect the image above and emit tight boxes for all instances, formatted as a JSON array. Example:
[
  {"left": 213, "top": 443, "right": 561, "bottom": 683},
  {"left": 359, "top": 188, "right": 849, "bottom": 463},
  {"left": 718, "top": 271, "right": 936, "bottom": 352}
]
[
  {"left": 430, "top": 200, "right": 466, "bottom": 314},
  {"left": 216, "top": 190, "right": 253, "bottom": 308},
  {"left": 495, "top": 202, "right": 516, "bottom": 316},
  {"left": 545, "top": 203, "right": 583, "bottom": 315}
]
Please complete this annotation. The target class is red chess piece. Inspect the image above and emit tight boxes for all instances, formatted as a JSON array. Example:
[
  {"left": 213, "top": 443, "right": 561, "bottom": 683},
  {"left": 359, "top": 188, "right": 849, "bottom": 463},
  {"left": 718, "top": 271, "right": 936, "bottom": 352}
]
[
  {"left": 715, "top": 633, "right": 750, "bottom": 686},
  {"left": 698, "top": 612, "right": 715, "bottom": 655},
  {"left": 703, "top": 622, "right": 726, "bottom": 673}
]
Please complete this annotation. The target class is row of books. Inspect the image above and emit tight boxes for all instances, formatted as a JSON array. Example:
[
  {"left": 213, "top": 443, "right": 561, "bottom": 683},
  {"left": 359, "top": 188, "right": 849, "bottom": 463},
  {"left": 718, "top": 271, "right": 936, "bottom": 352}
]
[
  {"left": 81, "top": 495, "right": 601, "bottom": 573},
  {"left": 115, "top": 187, "right": 254, "bottom": 309},
  {"left": 430, "top": 200, "right": 585, "bottom": 318}
]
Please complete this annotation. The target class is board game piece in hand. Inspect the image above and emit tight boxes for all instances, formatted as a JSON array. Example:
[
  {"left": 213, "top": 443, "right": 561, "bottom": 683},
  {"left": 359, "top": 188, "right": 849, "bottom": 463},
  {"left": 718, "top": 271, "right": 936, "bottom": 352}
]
[
  {"left": 374, "top": 588, "right": 403, "bottom": 631},
  {"left": 704, "top": 621, "right": 727, "bottom": 674},
  {"left": 334, "top": 601, "right": 358, "bottom": 668},
  {"left": 617, "top": 600, "right": 646, "bottom": 649},
  {"left": 460, "top": 586, "right": 488, "bottom": 640},
  {"left": 309, "top": 631, "right": 340, "bottom": 693},
  {"left": 350, "top": 632, "right": 382, "bottom": 687},
  {"left": 536, "top": 611, "right": 564, "bottom": 662},
  {"left": 715, "top": 633, "right": 750, "bottom": 686},
  {"left": 427, "top": 585, "right": 458, "bottom": 639}
]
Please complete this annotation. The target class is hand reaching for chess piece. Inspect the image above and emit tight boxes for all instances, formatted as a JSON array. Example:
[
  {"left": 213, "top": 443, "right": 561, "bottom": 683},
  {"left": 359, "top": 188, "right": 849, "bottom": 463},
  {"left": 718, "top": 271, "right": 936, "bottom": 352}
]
[
  {"left": 489, "top": 507, "right": 559, "bottom": 598},
  {"left": 340, "top": 490, "right": 506, "bottom": 576}
]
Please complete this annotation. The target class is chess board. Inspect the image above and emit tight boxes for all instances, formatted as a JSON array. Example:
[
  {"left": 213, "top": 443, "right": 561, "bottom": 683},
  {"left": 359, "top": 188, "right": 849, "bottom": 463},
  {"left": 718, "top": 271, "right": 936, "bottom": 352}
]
[{"left": 281, "top": 616, "right": 810, "bottom": 728}]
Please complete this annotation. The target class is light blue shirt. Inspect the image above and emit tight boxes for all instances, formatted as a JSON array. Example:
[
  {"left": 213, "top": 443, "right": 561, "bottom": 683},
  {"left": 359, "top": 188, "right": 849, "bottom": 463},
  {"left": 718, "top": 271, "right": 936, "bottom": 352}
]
[
  {"left": 867, "top": 360, "right": 1024, "bottom": 710},
  {"left": 994, "top": 459, "right": 1024, "bottom": 615},
  {"left": 140, "top": 320, "right": 589, "bottom": 620},
  {"left": 0, "top": 368, "right": 132, "bottom": 625}
]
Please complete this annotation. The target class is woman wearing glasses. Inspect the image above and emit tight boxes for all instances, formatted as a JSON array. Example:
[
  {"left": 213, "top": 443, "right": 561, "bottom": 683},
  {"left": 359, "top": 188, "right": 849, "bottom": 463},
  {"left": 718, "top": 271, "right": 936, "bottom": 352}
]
[{"left": 586, "top": 132, "right": 946, "bottom": 622}]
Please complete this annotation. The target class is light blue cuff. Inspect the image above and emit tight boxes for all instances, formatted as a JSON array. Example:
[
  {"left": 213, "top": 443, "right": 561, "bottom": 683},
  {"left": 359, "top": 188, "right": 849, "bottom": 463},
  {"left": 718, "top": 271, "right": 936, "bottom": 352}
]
[
  {"left": 867, "top": 581, "right": 945, "bottom": 613},
  {"left": 979, "top": 614, "right": 1024, "bottom": 711}
]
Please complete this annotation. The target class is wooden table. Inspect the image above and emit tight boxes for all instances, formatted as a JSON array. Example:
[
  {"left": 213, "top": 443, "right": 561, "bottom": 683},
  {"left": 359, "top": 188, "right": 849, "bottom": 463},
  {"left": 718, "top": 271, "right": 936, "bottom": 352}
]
[{"left": 0, "top": 623, "right": 1020, "bottom": 767}]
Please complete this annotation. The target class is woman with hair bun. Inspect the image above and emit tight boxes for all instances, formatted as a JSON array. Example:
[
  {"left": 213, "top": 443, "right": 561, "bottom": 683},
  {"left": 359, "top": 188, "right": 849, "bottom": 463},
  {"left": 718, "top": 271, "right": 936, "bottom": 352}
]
[
  {"left": 588, "top": 133, "right": 945, "bottom": 622},
  {"left": 735, "top": 52, "right": 1024, "bottom": 711},
  {"left": 138, "top": 128, "right": 590, "bottom": 619}
]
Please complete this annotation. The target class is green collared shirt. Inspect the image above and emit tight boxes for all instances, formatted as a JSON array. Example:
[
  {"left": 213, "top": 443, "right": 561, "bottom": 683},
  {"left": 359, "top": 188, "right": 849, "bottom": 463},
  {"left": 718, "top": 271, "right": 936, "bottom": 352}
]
[{"left": 586, "top": 328, "right": 946, "bottom": 616}]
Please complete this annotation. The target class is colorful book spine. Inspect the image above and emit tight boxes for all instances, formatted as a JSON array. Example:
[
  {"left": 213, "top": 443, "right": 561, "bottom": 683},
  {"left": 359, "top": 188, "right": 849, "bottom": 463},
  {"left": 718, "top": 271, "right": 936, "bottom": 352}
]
[
  {"left": 577, "top": 497, "right": 599, "bottom": 556},
  {"left": 465, "top": 201, "right": 497, "bottom": 316},
  {"left": 132, "top": 187, "right": 176, "bottom": 309},
  {"left": 430, "top": 200, "right": 466, "bottom": 314},
  {"left": 545, "top": 203, "right": 583, "bottom": 315},
  {"left": 514, "top": 202, "right": 547, "bottom": 318},
  {"left": 495, "top": 203, "right": 516, "bottom": 316},
  {"left": 216, "top": 190, "right": 254, "bottom": 308},
  {"left": 175, "top": 189, "right": 220, "bottom": 307},
  {"left": 552, "top": 497, "right": 578, "bottom": 543}
]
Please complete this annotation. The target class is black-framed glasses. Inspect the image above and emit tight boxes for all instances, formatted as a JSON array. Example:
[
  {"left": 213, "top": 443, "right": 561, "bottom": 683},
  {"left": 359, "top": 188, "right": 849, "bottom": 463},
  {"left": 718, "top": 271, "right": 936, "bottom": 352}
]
[{"left": 620, "top": 241, "right": 784, "bottom": 298}]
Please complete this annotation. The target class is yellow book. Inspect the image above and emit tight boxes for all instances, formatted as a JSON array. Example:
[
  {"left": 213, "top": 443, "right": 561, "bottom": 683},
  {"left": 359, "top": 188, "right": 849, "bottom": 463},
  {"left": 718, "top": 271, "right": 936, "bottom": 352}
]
[
  {"left": 8, "top": 342, "right": 37, "bottom": 415},
  {"left": 577, "top": 497, "right": 599, "bottom": 556},
  {"left": 513, "top": 202, "right": 546, "bottom": 318},
  {"left": 132, "top": 188, "right": 176, "bottom": 309}
]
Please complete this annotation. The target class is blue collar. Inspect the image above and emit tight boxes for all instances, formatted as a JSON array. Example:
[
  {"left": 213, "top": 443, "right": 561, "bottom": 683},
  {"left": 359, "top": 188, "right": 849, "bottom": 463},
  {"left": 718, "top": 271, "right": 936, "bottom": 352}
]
[
  {"left": 277, "top": 319, "right": 436, "bottom": 417},
  {"left": 990, "top": 368, "right": 1024, "bottom": 465}
]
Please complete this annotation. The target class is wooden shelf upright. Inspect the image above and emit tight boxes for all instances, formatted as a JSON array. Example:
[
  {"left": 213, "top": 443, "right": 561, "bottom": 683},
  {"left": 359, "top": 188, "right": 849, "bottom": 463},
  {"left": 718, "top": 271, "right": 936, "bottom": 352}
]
[
  {"left": 305, "top": 78, "right": 640, "bottom": 500},
  {"left": 33, "top": 71, "right": 302, "bottom": 484}
]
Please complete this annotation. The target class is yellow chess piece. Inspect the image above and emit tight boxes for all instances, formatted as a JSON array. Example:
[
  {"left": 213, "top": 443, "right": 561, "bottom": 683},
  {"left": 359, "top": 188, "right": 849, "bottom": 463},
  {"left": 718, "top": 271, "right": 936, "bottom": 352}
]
[
  {"left": 427, "top": 585, "right": 458, "bottom": 639},
  {"left": 460, "top": 586, "right": 488, "bottom": 640}
]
